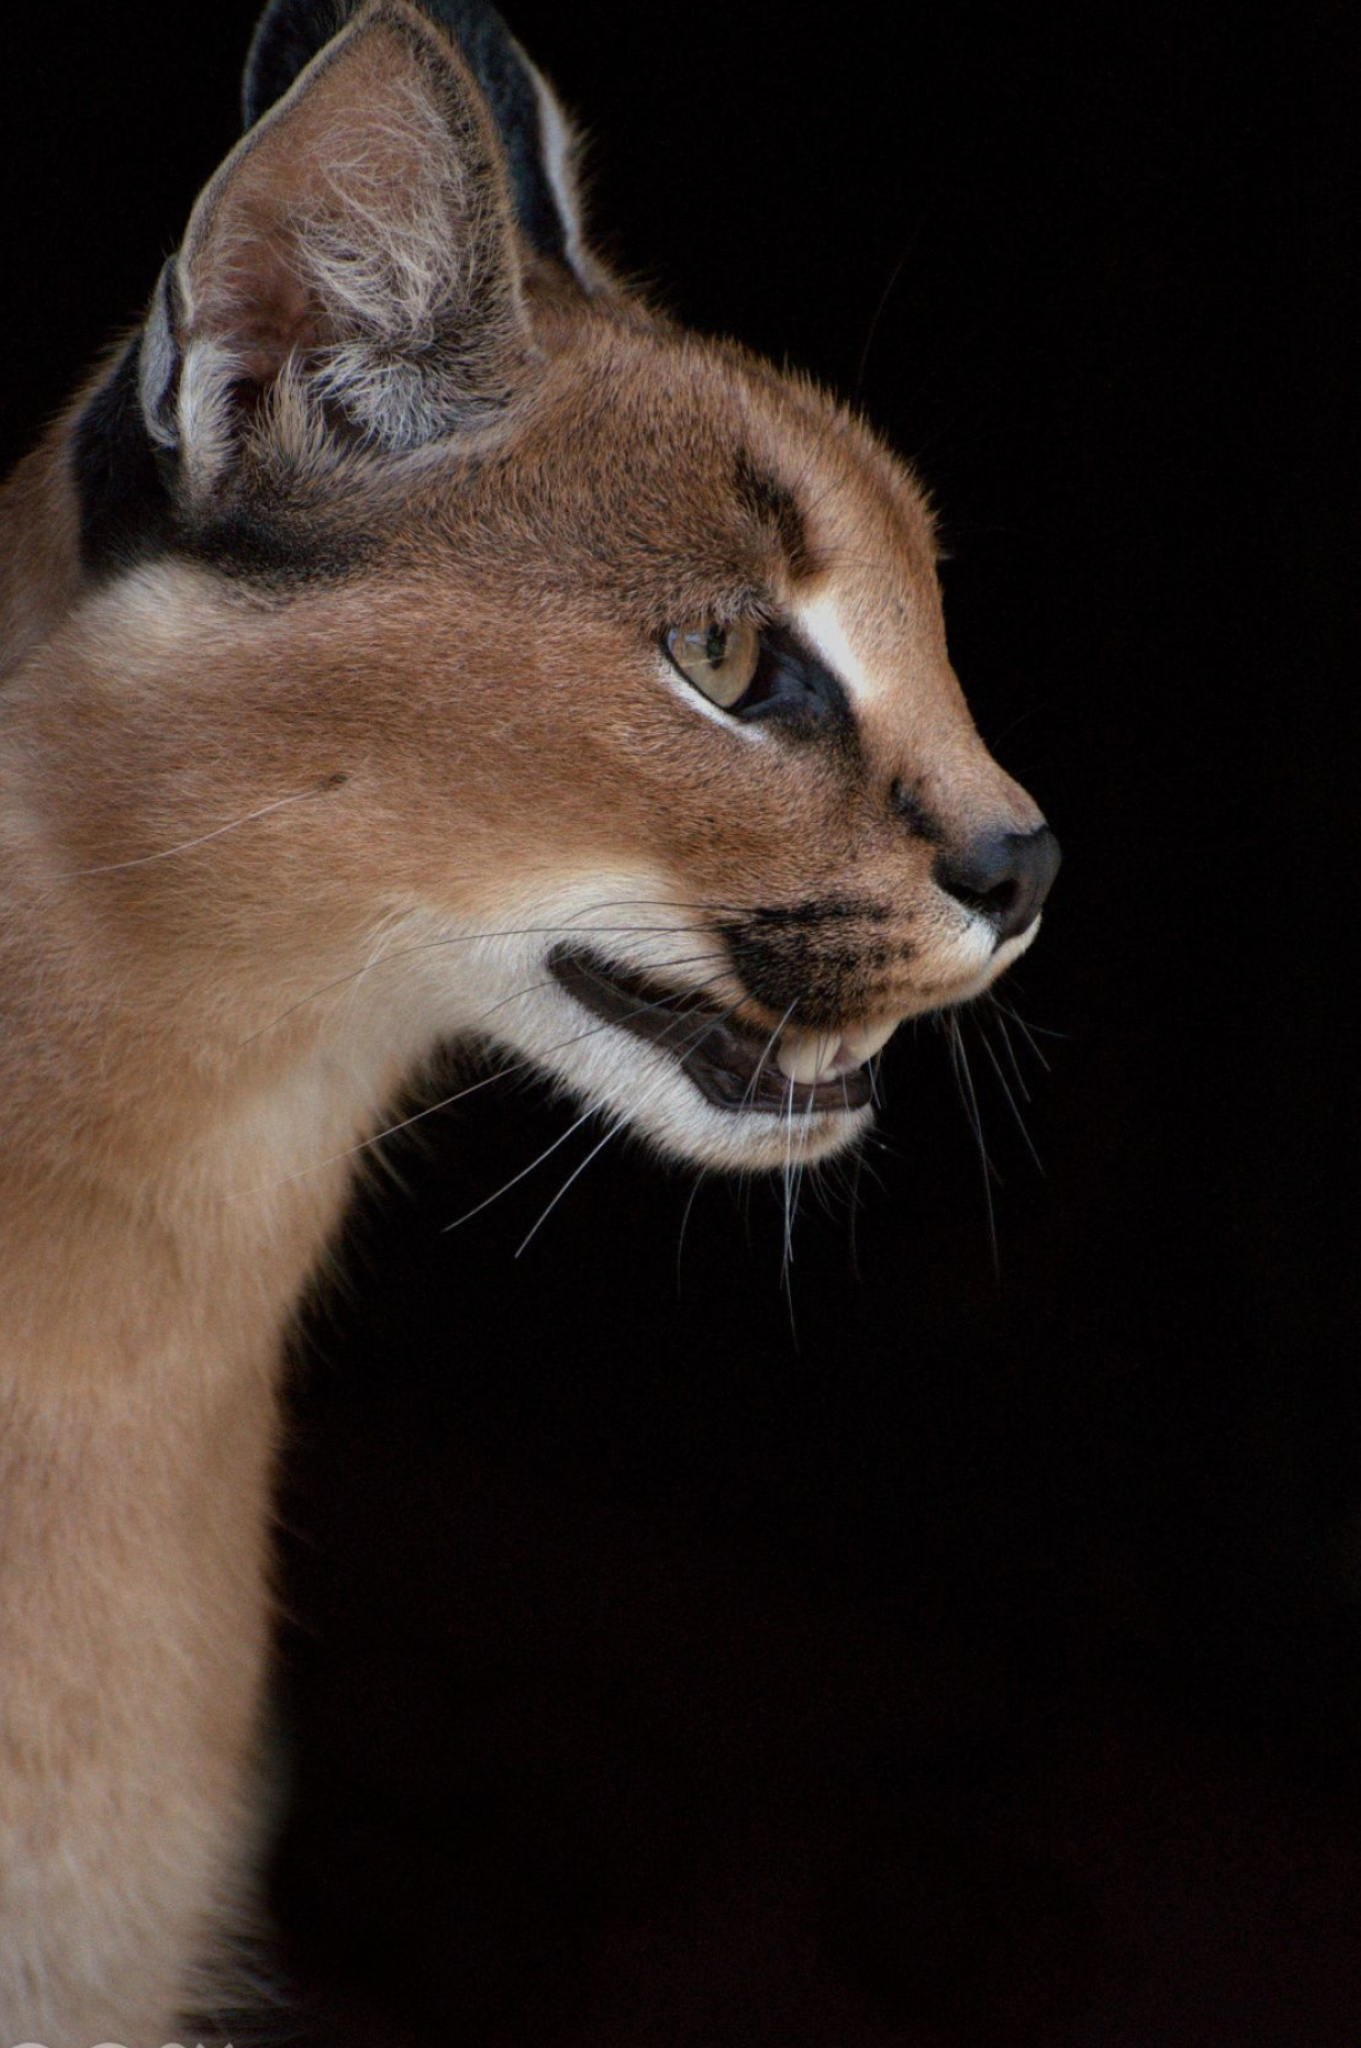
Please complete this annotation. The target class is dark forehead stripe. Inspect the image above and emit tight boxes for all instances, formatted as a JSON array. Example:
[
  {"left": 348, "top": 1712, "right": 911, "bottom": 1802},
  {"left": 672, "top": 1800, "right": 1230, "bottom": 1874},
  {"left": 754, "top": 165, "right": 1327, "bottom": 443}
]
[
  {"left": 730, "top": 624, "right": 860, "bottom": 759},
  {"left": 243, "top": 0, "right": 568, "bottom": 264},
  {"left": 733, "top": 450, "right": 814, "bottom": 578}
]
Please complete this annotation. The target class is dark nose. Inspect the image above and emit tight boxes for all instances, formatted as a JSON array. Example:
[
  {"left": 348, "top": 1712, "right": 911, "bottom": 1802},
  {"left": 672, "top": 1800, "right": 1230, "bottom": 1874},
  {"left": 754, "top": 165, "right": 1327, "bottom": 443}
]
[{"left": 933, "top": 823, "right": 1061, "bottom": 944}]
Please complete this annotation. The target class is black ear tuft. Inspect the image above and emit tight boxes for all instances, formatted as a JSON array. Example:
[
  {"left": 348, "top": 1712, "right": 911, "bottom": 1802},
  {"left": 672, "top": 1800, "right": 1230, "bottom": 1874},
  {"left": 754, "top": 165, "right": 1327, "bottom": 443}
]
[
  {"left": 241, "top": 0, "right": 346, "bottom": 130},
  {"left": 244, "top": 0, "right": 571, "bottom": 267},
  {"left": 70, "top": 344, "right": 173, "bottom": 575},
  {"left": 428, "top": 0, "right": 568, "bottom": 265}
]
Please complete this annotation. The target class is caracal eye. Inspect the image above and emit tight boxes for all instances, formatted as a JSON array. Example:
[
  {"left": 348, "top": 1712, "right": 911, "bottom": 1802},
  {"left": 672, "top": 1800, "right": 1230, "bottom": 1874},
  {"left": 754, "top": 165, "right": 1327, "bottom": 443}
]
[{"left": 665, "top": 617, "right": 761, "bottom": 710}]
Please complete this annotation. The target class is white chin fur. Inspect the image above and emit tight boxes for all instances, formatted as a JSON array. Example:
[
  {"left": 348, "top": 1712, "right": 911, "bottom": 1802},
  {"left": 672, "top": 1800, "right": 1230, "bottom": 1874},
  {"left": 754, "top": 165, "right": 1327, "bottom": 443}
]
[
  {"left": 387, "top": 875, "right": 872, "bottom": 1173},
  {"left": 496, "top": 976, "right": 873, "bottom": 1172},
  {"left": 936, "top": 910, "right": 1042, "bottom": 1009},
  {"left": 401, "top": 880, "right": 1040, "bottom": 1178}
]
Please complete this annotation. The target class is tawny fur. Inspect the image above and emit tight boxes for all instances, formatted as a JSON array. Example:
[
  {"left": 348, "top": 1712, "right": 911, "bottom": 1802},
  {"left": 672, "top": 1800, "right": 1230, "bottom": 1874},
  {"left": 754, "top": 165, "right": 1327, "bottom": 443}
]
[{"left": 0, "top": 3, "right": 1049, "bottom": 2038}]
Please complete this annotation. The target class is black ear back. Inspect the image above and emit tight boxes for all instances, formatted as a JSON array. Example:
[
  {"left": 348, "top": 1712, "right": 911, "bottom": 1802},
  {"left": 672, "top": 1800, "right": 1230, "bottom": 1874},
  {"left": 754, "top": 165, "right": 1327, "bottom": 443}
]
[
  {"left": 70, "top": 342, "right": 172, "bottom": 575},
  {"left": 429, "top": 0, "right": 569, "bottom": 265},
  {"left": 244, "top": 0, "right": 572, "bottom": 267}
]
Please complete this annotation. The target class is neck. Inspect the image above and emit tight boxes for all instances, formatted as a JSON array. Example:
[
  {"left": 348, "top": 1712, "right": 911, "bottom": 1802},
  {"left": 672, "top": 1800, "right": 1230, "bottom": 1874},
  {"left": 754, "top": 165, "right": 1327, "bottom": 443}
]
[{"left": 0, "top": 518, "right": 415, "bottom": 2029}]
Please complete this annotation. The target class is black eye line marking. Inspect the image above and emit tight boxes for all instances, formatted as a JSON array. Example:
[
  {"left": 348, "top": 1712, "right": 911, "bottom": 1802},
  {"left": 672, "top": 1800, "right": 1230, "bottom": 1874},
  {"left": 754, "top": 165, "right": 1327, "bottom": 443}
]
[{"left": 662, "top": 618, "right": 857, "bottom": 742}]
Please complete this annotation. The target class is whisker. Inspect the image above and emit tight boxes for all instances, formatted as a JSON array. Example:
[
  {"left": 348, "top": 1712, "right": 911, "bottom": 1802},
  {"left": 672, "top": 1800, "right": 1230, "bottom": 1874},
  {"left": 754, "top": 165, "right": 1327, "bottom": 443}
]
[
  {"left": 780, "top": 1080, "right": 800, "bottom": 1339},
  {"left": 444, "top": 1098, "right": 604, "bottom": 1234},
  {"left": 788, "top": 1091, "right": 814, "bottom": 1271},
  {"left": 738, "top": 999, "right": 799, "bottom": 1115},
  {"left": 675, "top": 1175, "right": 705, "bottom": 1297},
  {"left": 944, "top": 1009, "right": 998, "bottom": 1274},
  {"left": 244, "top": 923, "right": 728, "bottom": 1043},
  {"left": 986, "top": 1002, "right": 1033, "bottom": 1104},
  {"left": 867, "top": 1047, "right": 886, "bottom": 1111},
  {"left": 780, "top": 1045, "right": 799, "bottom": 1290},
  {"left": 514, "top": 999, "right": 743, "bottom": 1257},
  {"left": 990, "top": 992, "right": 1064, "bottom": 1064},
  {"left": 730, "top": 991, "right": 801, "bottom": 1301},
  {"left": 974, "top": 1015, "right": 1044, "bottom": 1174},
  {"left": 1004, "top": 1005, "right": 1051, "bottom": 1071},
  {"left": 447, "top": 987, "right": 740, "bottom": 1237},
  {"left": 59, "top": 775, "right": 346, "bottom": 879},
  {"left": 228, "top": 965, "right": 735, "bottom": 1199},
  {"left": 846, "top": 1134, "right": 867, "bottom": 1282},
  {"left": 513, "top": 1115, "right": 628, "bottom": 1257}
]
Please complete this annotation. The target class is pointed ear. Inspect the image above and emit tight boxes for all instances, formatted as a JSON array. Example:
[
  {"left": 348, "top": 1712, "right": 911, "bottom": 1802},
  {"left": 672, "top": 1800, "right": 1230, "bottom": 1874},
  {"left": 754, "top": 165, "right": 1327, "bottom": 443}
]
[
  {"left": 141, "top": 0, "right": 534, "bottom": 491},
  {"left": 243, "top": 0, "right": 605, "bottom": 293}
]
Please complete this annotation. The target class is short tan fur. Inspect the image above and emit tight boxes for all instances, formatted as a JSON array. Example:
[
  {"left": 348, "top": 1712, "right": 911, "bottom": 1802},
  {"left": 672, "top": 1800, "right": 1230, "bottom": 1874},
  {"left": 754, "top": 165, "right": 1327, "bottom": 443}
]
[{"left": 0, "top": 2, "right": 1057, "bottom": 2035}]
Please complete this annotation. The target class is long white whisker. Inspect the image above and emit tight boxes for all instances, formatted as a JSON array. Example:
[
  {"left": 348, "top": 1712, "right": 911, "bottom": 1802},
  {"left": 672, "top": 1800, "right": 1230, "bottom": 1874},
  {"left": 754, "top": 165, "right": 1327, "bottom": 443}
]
[
  {"left": 989, "top": 995, "right": 1058, "bottom": 1069},
  {"left": 738, "top": 1000, "right": 799, "bottom": 1115},
  {"left": 867, "top": 1047, "right": 886, "bottom": 1110},
  {"left": 845, "top": 1129, "right": 867, "bottom": 1281},
  {"left": 781, "top": 1048, "right": 798, "bottom": 1296},
  {"left": 227, "top": 965, "right": 735, "bottom": 1199},
  {"left": 513, "top": 1000, "right": 743, "bottom": 1257},
  {"left": 244, "top": 925, "right": 727, "bottom": 1043},
  {"left": 974, "top": 1016, "right": 1044, "bottom": 1174},
  {"left": 946, "top": 1010, "right": 998, "bottom": 1273},
  {"left": 675, "top": 1175, "right": 705, "bottom": 1296},
  {"left": 59, "top": 775, "right": 346, "bottom": 878},
  {"left": 447, "top": 990, "right": 741, "bottom": 1236},
  {"left": 445, "top": 1099, "right": 605, "bottom": 1234},
  {"left": 986, "top": 1002, "right": 1033, "bottom": 1103},
  {"left": 513, "top": 1115, "right": 628, "bottom": 1258}
]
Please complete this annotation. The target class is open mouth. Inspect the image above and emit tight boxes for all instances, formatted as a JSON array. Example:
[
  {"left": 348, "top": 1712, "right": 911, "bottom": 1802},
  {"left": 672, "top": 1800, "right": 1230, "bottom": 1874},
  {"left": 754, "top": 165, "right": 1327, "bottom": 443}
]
[{"left": 548, "top": 945, "right": 896, "bottom": 1116}]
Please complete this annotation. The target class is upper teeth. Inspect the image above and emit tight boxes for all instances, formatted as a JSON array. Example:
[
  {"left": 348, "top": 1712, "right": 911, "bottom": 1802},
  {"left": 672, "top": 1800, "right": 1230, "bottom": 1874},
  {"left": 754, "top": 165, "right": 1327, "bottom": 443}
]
[
  {"left": 774, "top": 1015, "right": 900, "bottom": 1087},
  {"left": 774, "top": 1029, "right": 842, "bottom": 1086}
]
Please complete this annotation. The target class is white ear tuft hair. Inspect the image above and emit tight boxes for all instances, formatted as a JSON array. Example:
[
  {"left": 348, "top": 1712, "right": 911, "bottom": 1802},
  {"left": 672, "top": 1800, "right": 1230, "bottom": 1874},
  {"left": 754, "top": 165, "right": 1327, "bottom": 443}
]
[
  {"left": 288, "top": 62, "right": 512, "bottom": 448},
  {"left": 147, "top": 0, "right": 533, "bottom": 491},
  {"left": 243, "top": 0, "right": 606, "bottom": 294}
]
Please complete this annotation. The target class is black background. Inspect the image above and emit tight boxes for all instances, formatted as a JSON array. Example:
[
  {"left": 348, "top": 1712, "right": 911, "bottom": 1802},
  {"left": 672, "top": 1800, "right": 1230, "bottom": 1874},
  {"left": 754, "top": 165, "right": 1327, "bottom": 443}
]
[{"left": 2, "top": 2, "right": 1357, "bottom": 2041}]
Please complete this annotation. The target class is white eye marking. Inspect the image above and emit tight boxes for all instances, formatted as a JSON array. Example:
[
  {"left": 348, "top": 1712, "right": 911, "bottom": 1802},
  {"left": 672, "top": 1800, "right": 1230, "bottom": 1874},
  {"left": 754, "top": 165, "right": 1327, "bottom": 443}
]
[{"left": 794, "top": 591, "right": 882, "bottom": 709}]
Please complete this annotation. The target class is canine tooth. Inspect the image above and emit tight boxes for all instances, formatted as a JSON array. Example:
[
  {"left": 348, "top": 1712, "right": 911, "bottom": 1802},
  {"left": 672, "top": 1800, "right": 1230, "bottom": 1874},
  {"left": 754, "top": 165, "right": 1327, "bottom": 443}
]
[
  {"left": 838, "top": 1016, "right": 901, "bottom": 1069},
  {"left": 776, "top": 1029, "right": 841, "bottom": 1085}
]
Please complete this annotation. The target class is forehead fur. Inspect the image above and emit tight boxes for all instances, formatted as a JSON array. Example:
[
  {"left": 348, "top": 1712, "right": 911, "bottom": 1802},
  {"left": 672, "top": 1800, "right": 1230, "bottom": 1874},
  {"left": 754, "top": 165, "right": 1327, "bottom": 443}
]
[{"left": 360, "top": 300, "right": 945, "bottom": 636}]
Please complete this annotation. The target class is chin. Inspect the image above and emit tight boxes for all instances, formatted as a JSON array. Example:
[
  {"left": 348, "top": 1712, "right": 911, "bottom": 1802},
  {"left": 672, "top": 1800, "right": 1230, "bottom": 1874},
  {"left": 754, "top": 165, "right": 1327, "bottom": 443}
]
[
  {"left": 472, "top": 958, "right": 871, "bottom": 1171},
  {"left": 459, "top": 909, "right": 1043, "bottom": 1178}
]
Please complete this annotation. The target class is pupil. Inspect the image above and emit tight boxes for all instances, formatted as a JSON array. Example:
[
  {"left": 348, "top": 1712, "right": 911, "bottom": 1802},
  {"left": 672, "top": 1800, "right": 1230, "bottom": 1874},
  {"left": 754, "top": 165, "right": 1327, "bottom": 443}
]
[{"left": 704, "top": 624, "right": 727, "bottom": 666}]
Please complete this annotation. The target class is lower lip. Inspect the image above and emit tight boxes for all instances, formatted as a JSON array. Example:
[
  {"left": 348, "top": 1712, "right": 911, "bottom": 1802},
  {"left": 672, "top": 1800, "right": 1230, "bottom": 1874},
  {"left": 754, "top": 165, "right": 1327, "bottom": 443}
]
[{"left": 547, "top": 946, "right": 874, "bottom": 1117}]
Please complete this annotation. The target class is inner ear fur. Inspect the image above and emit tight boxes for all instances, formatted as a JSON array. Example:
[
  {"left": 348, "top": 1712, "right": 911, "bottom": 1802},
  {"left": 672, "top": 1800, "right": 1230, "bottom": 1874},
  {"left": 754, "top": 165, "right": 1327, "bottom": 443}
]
[{"left": 150, "top": 0, "right": 533, "bottom": 486}]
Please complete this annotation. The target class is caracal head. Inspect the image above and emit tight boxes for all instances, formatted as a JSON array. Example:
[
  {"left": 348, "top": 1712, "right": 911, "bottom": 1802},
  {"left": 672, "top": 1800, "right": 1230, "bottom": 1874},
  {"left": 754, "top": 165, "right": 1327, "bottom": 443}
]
[{"left": 36, "top": 0, "right": 1058, "bottom": 1175}]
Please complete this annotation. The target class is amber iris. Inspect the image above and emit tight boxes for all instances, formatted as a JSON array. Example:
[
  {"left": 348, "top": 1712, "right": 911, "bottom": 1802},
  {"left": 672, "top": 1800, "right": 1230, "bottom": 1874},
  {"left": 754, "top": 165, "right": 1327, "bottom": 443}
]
[{"left": 666, "top": 618, "right": 761, "bottom": 709}]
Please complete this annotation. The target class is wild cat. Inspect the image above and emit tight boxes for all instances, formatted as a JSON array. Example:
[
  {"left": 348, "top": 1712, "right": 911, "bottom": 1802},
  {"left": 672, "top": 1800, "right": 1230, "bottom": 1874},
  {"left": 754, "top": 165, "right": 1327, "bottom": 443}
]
[{"left": 0, "top": 0, "right": 1059, "bottom": 2037}]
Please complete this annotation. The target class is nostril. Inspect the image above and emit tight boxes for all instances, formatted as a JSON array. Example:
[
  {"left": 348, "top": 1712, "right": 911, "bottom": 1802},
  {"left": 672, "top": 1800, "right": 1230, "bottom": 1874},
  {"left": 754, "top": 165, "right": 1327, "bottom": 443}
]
[
  {"left": 964, "top": 876, "right": 1020, "bottom": 922},
  {"left": 933, "top": 854, "right": 1016, "bottom": 923},
  {"left": 934, "top": 823, "right": 1060, "bottom": 944}
]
